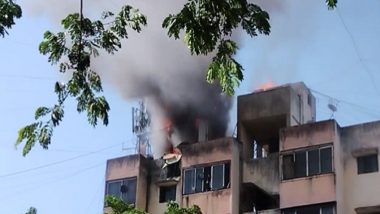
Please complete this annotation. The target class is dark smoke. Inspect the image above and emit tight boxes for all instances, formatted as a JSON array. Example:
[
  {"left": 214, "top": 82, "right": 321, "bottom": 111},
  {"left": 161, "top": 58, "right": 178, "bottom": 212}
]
[{"left": 23, "top": 0, "right": 233, "bottom": 157}]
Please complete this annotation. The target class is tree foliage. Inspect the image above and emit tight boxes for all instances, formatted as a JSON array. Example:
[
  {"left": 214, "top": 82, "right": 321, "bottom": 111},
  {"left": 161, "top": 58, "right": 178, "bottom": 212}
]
[
  {"left": 15, "top": 0, "right": 337, "bottom": 155},
  {"left": 105, "top": 196, "right": 201, "bottom": 214},
  {"left": 0, "top": 0, "right": 21, "bottom": 37},
  {"left": 25, "top": 207, "right": 37, "bottom": 214},
  {"left": 15, "top": 5, "right": 147, "bottom": 156}
]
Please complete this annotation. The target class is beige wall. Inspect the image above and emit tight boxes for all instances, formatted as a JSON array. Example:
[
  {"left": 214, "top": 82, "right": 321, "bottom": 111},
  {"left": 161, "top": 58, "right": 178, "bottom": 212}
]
[
  {"left": 279, "top": 120, "right": 337, "bottom": 209},
  {"left": 106, "top": 155, "right": 141, "bottom": 180},
  {"left": 105, "top": 155, "right": 149, "bottom": 211},
  {"left": 280, "top": 174, "right": 336, "bottom": 208},
  {"left": 182, "top": 189, "right": 232, "bottom": 214},
  {"left": 280, "top": 120, "right": 335, "bottom": 151},
  {"left": 180, "top": 138, "right": 237, "bottom": 214},
  {"left": 341, "top": 121, "right": 380, "bottom": 214}
]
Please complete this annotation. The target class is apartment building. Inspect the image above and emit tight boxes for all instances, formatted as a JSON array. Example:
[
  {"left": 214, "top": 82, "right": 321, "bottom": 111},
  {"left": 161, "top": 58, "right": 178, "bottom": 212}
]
[{"left": 104, "top": 82, "right": 380, "bottom": 214}]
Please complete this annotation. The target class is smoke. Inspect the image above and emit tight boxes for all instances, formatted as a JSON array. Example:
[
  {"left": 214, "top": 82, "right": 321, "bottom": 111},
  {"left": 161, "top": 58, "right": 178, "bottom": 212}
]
[
  {"left": 243, "top": 0, "right": 322, "bottom": 88},
  {"left": 23, "top": 0, "right": 232, "bottom": 157}
]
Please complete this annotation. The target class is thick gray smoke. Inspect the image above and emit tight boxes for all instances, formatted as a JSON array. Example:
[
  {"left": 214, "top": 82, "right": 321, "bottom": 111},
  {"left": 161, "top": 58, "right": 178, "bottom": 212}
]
[{"left": 23, "top": 0, "right": 232, "bottom": 157}]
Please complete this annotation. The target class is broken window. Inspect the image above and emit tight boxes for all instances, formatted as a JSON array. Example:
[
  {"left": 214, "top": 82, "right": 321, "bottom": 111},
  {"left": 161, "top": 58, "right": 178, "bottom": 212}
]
[
  {"left": 357, "top": 154, "right": 379, "bottom": 174},
  {"left": 183, "top": 162, "right": 230, "bottom": 195},
  {"left": 282, "top": 145, "right": 333, "bottom": 180},
  {"left": 105, "top": 177, "right": 137, "bottom": 205},
  {"left": 159, "top": 185, "right": 176, "bottom": 203}
]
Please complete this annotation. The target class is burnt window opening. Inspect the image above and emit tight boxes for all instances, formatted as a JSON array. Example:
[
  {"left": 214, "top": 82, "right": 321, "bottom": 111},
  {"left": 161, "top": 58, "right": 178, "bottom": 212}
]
[
  {"left": 183, "top": 162, "right": 230, "bottom": 195},
  {"left": 357, "top": 154, "right": 379, "bottom": 174},
  {"left": 105, "top": 177, "right": 137, "bottom": 205},
  {"left": 282, "top": 146, "right": 333, "bottom": 180},
  {"left": 166, "top": 161, "right": 181, "bottom": 178},
  {"left": 159, "top": 185, "right": 176, "bottom": 203},
  {"left": 282, "top": 203, "right": 335, "bottom": 214}
]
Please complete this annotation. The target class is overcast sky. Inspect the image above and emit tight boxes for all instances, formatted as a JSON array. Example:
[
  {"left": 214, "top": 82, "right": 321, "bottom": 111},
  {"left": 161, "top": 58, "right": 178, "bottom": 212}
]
[{"left": 0, "top": 0, "right": 379, "bottom": 213}]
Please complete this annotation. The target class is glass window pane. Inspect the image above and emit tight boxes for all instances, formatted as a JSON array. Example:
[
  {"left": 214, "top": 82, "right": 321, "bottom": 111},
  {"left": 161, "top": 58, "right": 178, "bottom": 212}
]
[
  {"left": 159, "top": 185, "right": 176, "bottom": 203},
  {"left": 321, "top": 206, "right": 334, "bottom": 214},
  {"left": 283, "top": 154, "right": 295, "bottom": 180},
  {"left": 183, "top": 169, "right": 195, "bottom": 194},
  {"left": 321, "top": 147, "right": 333, "bottom": 173},
  {"left": 122, "top": 178, "right": 137, "bottom": 204},
  {"left": 212, "top": 164, "right": 224, "bottom": 190},
  {"left": 107, "top": 181, "right": 121, "bottom": 198},
  {"left": 308, "top": 149, "right": 320, "bottom": 176},
  {"left": 358, "top": 154, "right": 379, "bottom": 174},
  {"left": 195, "top": 168, "right": 204, "bottom": 193},
  {"left": 295, "top": 151, "right": 307, "bottom": 178},
  {"left": 203, "top": 166, "right": 212, "bottom": 191}
]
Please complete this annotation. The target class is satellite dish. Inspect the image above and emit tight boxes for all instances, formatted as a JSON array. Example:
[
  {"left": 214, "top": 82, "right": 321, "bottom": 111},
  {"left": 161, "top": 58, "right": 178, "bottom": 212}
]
[
  {"left": 328, "top": 103, "right": 337, "bottom": 112},
  {"left": 328, "top": 99, "right": 338, "bottom": 119}
]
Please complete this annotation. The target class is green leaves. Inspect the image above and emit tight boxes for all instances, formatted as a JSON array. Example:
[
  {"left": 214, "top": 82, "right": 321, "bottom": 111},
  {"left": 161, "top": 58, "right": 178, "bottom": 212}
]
[
  {"left": 16, "top": 5, "right": 146, "bottom": 155},
  {"left": 165, "top": 201, "right": 201, "bottom": 214},
  {"left": 105, "top": 196, "right": 147, "bottom": 214},
  {"left": 104, "top": 196, "right": 201, "bottom": 214},
  {"left": 25, "top": 207, "right": 37, "bottom": 214},
  {"left": 163, "top": 0, "right": 270, "bottom": 95},
  {"left": 326, "top": 0, "right": 337, "bottom": 10},
  {"left": 0, "top": 0, "right": 22, "bottom": 37},
  {"left": 207, "top": 39, "right": 243, "bottom": 95}
]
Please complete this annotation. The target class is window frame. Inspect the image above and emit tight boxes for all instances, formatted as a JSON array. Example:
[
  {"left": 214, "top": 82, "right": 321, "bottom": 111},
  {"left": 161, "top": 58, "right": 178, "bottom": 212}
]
[
  {"left": 281, "top": 144, "right": 334, "bottom": 181},
  {"left": 182, "top": 161, "right": 230, "bottom": 195},
  {"left": 159, "top": 185, "right": 177, "bottom": 203},
  {"left": 105, "top": 176, "right": 137, "bottom": 205},
  {"left": 357, "top": 154, "right": 379, "bottom": 174}
]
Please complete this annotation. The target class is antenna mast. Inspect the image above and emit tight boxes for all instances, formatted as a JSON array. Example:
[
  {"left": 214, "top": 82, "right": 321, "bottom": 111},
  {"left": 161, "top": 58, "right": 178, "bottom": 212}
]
[{"left": 132, "top": 101, "right": 152, "bottom": 157}]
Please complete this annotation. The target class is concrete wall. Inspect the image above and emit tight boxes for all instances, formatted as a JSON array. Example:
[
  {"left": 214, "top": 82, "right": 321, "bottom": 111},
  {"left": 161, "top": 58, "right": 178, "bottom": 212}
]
[
  {"left": 105, "top": 154, "right": 149, "bottom": 211},
  {"left": 280, "top": 120, "right": 336, "bottom": 151},
  {"left": 340, "top": 121, "right": 380, "bottom": 214},
  {"left": 179, "top": 138, "right": 237, "bottom": 214},
  {"left": 289, "top": 82, "right": 316, "bottom": 125},
  {"left": 280, "top": 174, "right": 336, "bottom": 208},
  {"left": 243, "top": 153, "right": 280, "bottom": 194},
  {"left": 279, "top": 120, "right": 337, "bottom": 209}
]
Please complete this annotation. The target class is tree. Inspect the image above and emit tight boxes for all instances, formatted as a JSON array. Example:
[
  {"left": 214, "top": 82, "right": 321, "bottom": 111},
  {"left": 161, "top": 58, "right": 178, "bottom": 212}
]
[
  {"left": 15, "top": 0, "right": 337, "bottom": 155},
  {"left": 0, "top": 0, "right": 22, "bottom": 37},
  {"left": 105, "top": 196, "right": 201, "bottom": 214},
  {"left": 25, "top": 207, "right": 37, "bottom": 214}
]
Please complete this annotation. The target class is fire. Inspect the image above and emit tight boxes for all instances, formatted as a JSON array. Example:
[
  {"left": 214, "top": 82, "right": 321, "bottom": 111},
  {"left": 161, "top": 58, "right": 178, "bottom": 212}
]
[{"left": 255, "top": 81, "right": 276, "bottom": 92}]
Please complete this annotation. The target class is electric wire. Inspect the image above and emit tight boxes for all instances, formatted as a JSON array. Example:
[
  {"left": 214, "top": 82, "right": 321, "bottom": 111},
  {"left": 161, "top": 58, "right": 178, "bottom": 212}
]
[
  {"left": 336, "top": 8, "right": 380, "bottom": 96},
  {"left": 310, "top": 88, "right": 380, "bottom": 118},
  {"left": 0, "top": 143, "right": 121, "bottom": 179}
]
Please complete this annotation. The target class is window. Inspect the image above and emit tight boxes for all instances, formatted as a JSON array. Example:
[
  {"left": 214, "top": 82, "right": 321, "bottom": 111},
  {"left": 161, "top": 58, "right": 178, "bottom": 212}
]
[
  {"left": 282, "top": 203, "right": 335, "bottom": 214},
  {"left": 159, "top": 185, "right": 176, "bottom": 203},
  {"left": 357, "top": 154, "right": 379, "bottom": 174},
  {"left": 183, "top": 162, "right": 230, "bottom": 195},
  {"left": 282, "top": 146, "right": 333, "bottom": 180},
  {"left": 105, "top": 177, "right": 137, "bottom": 205}
]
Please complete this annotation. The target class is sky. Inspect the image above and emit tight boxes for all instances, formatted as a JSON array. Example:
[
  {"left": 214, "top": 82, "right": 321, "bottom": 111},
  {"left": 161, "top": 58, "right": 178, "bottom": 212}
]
[{"left": 0, "top": 0, "right": 379, "bottom": 213}]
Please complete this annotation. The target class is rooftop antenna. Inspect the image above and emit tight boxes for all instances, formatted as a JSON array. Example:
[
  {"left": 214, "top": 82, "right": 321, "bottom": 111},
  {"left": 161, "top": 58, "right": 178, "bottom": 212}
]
[
  {"left": 328, "top": 98, "right": 338, "bottom": 119},
  {"left": 131, "top": 101, "right": 152, "bottom": 157}
]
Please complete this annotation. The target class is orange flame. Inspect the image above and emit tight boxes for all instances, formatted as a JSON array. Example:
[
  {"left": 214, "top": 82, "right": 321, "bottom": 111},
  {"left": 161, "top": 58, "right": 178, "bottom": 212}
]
[{"left": 255, "top": 81, "right": 276, "bottom": 92}]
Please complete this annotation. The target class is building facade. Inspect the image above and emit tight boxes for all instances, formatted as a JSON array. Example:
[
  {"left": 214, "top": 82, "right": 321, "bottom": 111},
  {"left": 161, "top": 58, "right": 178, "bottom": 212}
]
[{"left": 104, "top": 82, "right": 380, "bottom": 214}]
